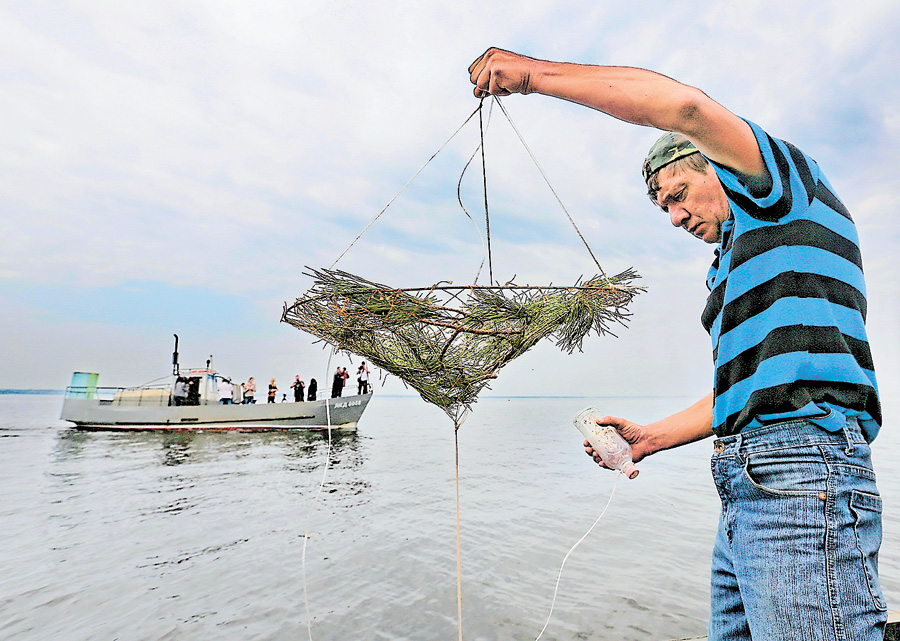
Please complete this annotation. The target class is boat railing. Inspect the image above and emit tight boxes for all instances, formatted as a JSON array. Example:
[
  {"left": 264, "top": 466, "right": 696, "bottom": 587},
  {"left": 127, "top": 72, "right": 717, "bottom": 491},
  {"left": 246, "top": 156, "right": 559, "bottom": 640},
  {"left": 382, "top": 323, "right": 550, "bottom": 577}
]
[{"left": 65, "top": 385, "right": 174, "bottom": 407}]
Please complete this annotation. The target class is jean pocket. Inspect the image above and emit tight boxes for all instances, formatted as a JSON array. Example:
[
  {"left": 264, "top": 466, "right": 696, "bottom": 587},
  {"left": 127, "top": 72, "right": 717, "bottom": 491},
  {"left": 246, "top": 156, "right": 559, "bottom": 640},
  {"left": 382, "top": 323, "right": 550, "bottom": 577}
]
[
  {"left": 850, "top": 489, "right": 887, "bottom": 612},
  {"left": 742, "top": 446, "right": 828, "bottom": 496}
]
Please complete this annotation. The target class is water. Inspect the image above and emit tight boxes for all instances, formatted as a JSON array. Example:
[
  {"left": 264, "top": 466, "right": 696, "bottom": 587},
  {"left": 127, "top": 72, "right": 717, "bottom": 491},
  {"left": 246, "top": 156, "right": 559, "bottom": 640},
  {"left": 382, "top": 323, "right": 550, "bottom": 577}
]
[{"left": 1, "top": 393, "right": 898, "bottom": 641}]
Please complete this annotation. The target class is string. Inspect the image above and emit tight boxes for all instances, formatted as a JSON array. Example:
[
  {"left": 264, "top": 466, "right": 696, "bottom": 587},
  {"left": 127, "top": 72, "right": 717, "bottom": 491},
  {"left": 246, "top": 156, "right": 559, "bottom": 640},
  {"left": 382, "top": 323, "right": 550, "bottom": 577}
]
[
  {"left": 301, "top": 105, "right": 487, "bottom": 641},
  {"left": 456, "top": 101, "right": 495, "bottom": 285},
  {"left": 478, "top": 100, "right": 493, "bottom": 284},
  {"left": 491, "top": 97, "right": 607, "bottom": 280},
  {"left": 449, "top": 98, "right": 493, "bottom": 640},
  {"left": 454, "top": 95, "right": 496, "bottom": 628},
  {"left": 454, "top": 423, "right": 464, "bottom": 641},
  {"left": 324, "top": 97, "right": 607, "bottom": 288},
  {"left": 533, "top": 472, "right": 622, "bottom": 641},
  {"left": 329, "top": 105, "right": 483, "bottom": 271},
  {"left": 300, "top": 349, "right": 337, "bottom": 641}
]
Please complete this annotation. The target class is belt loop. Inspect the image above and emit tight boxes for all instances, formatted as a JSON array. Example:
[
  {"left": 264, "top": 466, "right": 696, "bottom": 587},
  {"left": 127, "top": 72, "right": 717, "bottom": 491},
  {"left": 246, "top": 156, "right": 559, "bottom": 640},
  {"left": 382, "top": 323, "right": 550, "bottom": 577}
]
[
  {"left": 841, "top": 420, "right": 855, "bottom": 456},
  {"left": 733, "top": 432, "right": 744, "bottom": 463}
]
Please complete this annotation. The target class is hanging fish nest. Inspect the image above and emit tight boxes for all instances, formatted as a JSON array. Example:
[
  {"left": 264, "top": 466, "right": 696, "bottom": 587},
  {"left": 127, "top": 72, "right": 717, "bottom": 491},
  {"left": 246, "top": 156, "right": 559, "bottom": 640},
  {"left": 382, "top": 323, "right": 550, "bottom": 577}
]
[{"left": 282, "top": 267, "right": 643, "bottom": 425}]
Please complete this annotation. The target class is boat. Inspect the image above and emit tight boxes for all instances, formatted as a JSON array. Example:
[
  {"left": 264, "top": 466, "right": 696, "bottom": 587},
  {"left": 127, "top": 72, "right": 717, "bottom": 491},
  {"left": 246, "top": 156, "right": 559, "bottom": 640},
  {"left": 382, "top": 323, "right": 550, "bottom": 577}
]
[{"left": 60, "top": 335, "right": 372, "bottom": 431}]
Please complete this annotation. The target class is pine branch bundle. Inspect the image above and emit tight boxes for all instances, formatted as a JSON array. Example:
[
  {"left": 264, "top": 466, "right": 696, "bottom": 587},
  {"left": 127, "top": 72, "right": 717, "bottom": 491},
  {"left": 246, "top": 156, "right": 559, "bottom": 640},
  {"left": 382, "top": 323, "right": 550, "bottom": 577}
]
[{"left": 282, "top": 268, "right": 643, "bottom": 425}]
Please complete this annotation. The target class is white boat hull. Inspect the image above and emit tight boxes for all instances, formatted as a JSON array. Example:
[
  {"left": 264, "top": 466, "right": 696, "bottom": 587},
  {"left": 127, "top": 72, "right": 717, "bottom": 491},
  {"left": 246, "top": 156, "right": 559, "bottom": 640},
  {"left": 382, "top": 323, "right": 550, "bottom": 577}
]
[{"left": 61, "top": 394, "right": 372, "bottom": 431}]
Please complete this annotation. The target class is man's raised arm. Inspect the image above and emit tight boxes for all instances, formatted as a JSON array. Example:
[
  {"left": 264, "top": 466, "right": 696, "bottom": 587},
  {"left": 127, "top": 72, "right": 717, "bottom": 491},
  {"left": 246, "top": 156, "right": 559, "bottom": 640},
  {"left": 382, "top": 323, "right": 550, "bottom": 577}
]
[{"left": 468, "top": 47, "right": 766, "bottom": 180}]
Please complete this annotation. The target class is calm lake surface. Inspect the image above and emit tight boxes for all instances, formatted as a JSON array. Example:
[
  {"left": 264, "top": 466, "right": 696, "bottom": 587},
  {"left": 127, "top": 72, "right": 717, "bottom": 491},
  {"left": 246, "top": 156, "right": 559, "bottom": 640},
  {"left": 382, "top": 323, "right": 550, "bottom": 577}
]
[{"left": 2, "top": 393, "right": 898, "bottom": 641}]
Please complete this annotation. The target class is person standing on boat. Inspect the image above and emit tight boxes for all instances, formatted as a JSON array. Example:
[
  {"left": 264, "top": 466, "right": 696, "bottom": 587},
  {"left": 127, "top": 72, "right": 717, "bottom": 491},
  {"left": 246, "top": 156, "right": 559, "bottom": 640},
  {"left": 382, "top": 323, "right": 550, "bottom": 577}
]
[
  {"left": 331, "top": 367, "right": 344, "bottom": 398},
  {"left": 357, "top": 362, "right": 370, "bottom": 395},
  {"left": 469, "top": 48, "right": 885, "bottom": 641},
  {"left": 307, "top": 378, "right": 318, "bottom": 401},
  {"left": 218, "top": 378, "right": 233, "bottom": 405},
  {"left": 243, "top": 377, "right": 256, "bottom": 404},
  {"left": 267, "top": 378, "right": 278, "bottom": 403},
  {"left": 186, "top": 378, "right": 200, "bottom": 406},
  {"left": 292, "top": 376, "right": 305, "bottom": 402},
  {"left": 173, "top": 377, "right": 187, "bottom": 406}
]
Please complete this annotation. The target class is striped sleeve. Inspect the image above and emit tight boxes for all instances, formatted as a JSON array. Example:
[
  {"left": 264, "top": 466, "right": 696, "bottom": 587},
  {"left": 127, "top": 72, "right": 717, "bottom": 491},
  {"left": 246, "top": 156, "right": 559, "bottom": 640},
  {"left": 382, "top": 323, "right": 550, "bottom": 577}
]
[{"left": 709, "top": 120, "right": 815, "bottom": 221}]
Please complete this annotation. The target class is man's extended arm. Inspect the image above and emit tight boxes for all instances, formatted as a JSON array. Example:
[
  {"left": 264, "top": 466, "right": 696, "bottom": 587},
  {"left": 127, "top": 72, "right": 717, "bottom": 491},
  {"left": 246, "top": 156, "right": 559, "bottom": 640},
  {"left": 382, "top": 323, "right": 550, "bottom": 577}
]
[
  {"left": 468, "top": 48, "right": 766, "bottom": 180},
  {"left": 586, "top": 393, "right": 714, "bottom": 464}
]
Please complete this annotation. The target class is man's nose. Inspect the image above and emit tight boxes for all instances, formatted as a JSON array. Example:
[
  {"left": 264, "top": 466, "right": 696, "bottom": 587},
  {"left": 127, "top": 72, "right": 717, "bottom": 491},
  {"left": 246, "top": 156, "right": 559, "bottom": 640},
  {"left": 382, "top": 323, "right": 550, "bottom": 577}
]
[{"left": 669, "top": 206, "right": 689, "bottom": 228}]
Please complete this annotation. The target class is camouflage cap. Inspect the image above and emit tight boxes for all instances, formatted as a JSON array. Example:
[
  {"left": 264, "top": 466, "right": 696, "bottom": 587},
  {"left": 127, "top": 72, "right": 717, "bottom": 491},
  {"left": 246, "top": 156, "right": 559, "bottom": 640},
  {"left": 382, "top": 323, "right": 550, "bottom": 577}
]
[{"left": 641, "top": 132, "right": 700, "bottom": 182}]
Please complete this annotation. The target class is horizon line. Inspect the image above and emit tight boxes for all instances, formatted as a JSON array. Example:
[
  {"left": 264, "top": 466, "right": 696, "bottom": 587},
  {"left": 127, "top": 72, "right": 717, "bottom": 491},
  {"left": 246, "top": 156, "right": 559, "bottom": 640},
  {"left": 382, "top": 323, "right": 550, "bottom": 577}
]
[{"left": 0, "top": 388, "right": 697, "bottom": 400}]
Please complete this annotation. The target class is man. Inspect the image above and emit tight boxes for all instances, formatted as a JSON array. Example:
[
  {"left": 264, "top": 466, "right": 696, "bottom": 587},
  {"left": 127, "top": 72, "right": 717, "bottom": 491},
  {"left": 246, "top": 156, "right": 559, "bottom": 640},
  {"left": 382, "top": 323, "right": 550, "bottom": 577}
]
[
  {"left": 172, "top": 377, "right": 187, "bottom": 406},
  {"left": 217, "top": 377, "right": 232, "bottom": 405},
  {"left": 469, "top": 48, "right": 885, "bottom": 640},
  {"left": 331, "top": 367, "right": 344, "bottom": 398},
  {"left": 357, "top": 361, "right": 370, "bottom": 395},
  {"left": 291, "top": 375, "right": 305, "bottom": 402}
]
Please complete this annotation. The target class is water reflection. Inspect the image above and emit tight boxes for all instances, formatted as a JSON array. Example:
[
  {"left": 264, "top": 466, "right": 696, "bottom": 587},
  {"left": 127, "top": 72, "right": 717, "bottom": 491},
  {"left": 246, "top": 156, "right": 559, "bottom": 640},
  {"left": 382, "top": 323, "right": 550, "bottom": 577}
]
[
  {"left": 51, "top": 427, "right": 93, "bottom": 461},
  {"left": 158, "top": 431, "right": 195, "bottom": 466},
  {"left": 50, "top": 427, "right": 370, "bottom": 504},
  {"left": 53, "top": 427, "right": 363, "bottom": 465}
]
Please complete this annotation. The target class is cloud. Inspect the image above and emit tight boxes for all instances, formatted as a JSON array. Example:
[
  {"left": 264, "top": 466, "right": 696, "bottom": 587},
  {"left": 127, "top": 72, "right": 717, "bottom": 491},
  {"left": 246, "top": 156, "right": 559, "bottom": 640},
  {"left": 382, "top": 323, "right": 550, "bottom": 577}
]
[{"left": 0, "top": 0, "right": 898, "bottom": 397}]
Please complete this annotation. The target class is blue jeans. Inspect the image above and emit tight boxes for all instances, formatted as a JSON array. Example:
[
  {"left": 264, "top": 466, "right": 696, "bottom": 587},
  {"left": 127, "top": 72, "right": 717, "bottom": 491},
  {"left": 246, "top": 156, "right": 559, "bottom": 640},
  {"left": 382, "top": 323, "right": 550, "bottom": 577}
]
[{"left": 709, "top": 417, "right": 887, "bottom": 641}]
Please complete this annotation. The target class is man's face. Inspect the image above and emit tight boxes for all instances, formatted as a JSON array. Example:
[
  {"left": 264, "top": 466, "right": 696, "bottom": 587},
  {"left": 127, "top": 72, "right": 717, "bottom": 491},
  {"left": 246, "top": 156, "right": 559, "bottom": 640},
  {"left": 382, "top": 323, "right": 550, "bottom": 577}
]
[{"left": 654, "top": 162, "right": 730, "bottom": 243}]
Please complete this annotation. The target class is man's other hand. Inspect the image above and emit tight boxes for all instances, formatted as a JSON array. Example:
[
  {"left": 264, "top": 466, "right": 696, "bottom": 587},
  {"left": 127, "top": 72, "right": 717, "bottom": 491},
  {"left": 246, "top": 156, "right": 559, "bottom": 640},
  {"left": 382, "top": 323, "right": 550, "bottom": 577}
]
[{"left": 583, "top": 415, "right": 650, "bottom": 468}]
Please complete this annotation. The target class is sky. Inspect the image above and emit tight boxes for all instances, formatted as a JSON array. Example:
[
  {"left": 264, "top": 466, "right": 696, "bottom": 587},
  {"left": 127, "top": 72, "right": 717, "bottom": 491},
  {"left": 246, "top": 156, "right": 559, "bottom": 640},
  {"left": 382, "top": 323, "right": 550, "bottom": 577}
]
[{"left": 1, "top": 1, "right": 899, "bottom": 414}]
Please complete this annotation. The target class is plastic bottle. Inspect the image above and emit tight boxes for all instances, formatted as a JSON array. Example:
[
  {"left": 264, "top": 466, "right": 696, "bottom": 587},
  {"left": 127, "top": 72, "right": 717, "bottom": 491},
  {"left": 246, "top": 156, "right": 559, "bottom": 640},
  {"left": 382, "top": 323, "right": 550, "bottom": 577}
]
[{"left": 573, "top": 406, "right": 639, "bottom": 479}]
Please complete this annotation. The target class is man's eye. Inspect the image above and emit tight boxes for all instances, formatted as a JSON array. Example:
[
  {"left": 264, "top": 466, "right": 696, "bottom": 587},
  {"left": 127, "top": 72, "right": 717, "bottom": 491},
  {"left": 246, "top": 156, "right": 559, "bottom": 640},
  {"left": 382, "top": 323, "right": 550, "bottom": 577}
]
[{"left": 675, "top": 189, "right": 686, "bottom": 201}]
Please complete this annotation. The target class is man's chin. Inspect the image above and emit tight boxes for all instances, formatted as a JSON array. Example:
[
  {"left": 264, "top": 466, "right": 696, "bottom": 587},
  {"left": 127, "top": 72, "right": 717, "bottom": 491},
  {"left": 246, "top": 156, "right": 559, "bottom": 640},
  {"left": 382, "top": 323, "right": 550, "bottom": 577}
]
[
  {"left": 690, "top": 229, "right": 716, "bottom": 243},
  {"left": 702, "top": 226, "right": 722, "bottom": 244}
]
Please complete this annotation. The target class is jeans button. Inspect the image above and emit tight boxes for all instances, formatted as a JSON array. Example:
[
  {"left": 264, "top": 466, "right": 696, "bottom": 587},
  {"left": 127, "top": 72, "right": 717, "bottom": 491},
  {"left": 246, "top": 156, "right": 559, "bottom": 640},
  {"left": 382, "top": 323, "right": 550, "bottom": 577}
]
[{"left": 714, "top": 441, "right": 725, "bottom": 453}]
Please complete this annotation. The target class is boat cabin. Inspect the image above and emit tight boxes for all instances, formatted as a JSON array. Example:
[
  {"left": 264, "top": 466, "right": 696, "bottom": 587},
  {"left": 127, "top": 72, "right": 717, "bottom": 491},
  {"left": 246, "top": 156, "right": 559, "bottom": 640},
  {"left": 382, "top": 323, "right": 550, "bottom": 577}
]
[{"left": 65, "top": 369, "right": 224, "bottom": 408}]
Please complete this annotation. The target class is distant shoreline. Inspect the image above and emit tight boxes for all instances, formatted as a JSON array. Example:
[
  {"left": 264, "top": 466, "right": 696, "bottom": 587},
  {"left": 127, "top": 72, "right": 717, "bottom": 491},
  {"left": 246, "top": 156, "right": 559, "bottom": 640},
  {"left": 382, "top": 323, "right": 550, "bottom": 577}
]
[
  {"left": 0, "top": 389, "right": 693, "bottom": 400},
  {"left": 0, "top": 389, "right": 66, "bottom": 395}
]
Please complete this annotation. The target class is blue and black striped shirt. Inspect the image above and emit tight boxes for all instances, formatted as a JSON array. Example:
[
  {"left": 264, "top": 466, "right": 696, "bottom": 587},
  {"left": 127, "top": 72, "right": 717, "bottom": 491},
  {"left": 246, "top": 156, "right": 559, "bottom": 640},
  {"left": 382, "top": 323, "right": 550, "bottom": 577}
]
[{"left": 702, "top": 120, "right": 881, "bottom": 441}]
